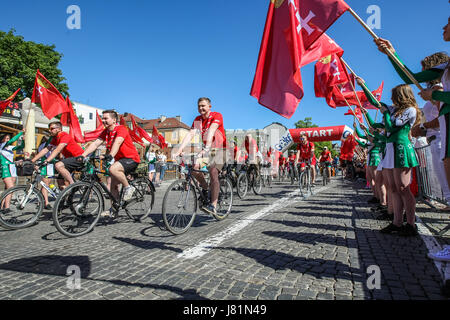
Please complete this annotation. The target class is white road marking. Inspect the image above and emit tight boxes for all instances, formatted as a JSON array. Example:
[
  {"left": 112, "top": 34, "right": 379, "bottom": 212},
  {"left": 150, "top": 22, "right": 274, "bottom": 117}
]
[{"left": 178, "top": 184, "right": 331, "bottom": 260}]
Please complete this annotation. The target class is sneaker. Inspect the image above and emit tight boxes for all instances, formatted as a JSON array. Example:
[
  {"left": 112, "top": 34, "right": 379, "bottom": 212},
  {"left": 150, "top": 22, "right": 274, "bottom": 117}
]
[
  {"left": 399, "top": 223, "right": 419, "bottom": 237},
  {"left": 202, "top": 204, "right": 217, "bottom": 216},
  {"left": 380, "top": 223, "right": 403, "bottom": 234},
  {"left": 123, "top": 186, "right": 136, "bottom": 201},
  {"left": 376, "top": 212, "right": 393, "bottom": 221},
  {"left": 100, "top": 208, "right": 118, "bottom": 219},
  {"left": 44, "top": 204, "right": 52, "bottom": 210},
  {"left": 428, "top": 247, "right": 450, "bottom": 262},
  {"left": 368, "top": 197, "right": 379, "bottom": 204}
]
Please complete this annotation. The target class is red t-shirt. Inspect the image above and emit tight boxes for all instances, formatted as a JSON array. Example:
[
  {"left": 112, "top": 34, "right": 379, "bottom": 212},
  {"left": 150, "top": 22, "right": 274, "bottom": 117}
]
[
  {"left": 340, "top": 135, "right": 357, "bottom": 161},
  {"left": 191, "top": 112, "right": 227, "bottom": 149},
  {"left": 288, "top": 154, "right": 296, "bottom": 163},
  {"left": 279, "top": 156, "right": 286, "bottom": 165},
  {"left": 99, "top": 125, "right": 140, "bottom": 163},
  {"left": 50, "top": 132, "right": 84, "bottom": 158},
  {"left": 320, "top": 151, "right": 332, "bottom": 162},
  {"left": 297, "top": 141, "right": 315, "bottom": 160},
  {"left": 242, "top": 138, "right": 259, "bottom": 156},
  {"left": 233, "top": 145, "right": 238, "bottom": 159}
]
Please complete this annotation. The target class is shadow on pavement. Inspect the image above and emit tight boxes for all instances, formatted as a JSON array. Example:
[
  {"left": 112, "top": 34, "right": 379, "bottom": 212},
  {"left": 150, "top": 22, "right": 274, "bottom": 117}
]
[{"left": 113, "top": 237, "right": 183, "bottom": 253}]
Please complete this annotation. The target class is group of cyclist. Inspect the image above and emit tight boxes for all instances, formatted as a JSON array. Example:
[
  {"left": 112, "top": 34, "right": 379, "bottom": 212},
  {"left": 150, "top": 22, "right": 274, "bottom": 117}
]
[{"left": 1, "top": 96, "right": 336, "bottom": 218}]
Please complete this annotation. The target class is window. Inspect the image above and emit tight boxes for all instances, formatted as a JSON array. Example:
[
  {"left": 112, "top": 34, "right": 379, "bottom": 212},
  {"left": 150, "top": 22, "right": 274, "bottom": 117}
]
[
  {"left": 172, "top": 131, "right": 177, "bottom": 140},
  {"left": 89, "top": 113, "right": 93, "bottom": 120}
]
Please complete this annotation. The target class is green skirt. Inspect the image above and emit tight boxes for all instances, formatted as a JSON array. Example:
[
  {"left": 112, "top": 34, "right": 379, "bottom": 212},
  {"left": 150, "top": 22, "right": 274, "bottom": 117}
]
[
  {"left": 368, "top": 151, "right": 381, "bottom": 167},
  {"left": 394, "top": 142, "right": 418, "bottom": 168}
]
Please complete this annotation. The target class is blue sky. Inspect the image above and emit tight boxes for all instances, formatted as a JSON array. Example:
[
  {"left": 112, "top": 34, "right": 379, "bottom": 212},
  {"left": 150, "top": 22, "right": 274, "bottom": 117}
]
[{"left": 0, "top": 0, "right": 449, "bottom": 131}]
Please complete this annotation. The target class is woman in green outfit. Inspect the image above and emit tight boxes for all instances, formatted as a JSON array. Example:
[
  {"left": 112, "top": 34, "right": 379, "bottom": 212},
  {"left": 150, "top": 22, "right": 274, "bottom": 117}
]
[
  {"left": 357, "top": 79, "right": 422, "bottom": 236},
  {"left": 354, "top": 121, "right": 388, "bottom": 216},
  {"left": 373, "top": 17, "right": 450, "bottom": 201},
  {"left": 0, "top": 130, "right": 25, "bottom": 213}
]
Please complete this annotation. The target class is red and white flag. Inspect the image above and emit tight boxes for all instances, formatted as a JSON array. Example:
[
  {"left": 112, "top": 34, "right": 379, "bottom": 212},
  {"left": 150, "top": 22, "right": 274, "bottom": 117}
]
[
  {"left": 31, "top": 70, "right": 69, "bottom": 119},
  {"left": 0, "top": 88, "right": 20, "bottom": 116},
  {"left": 251, "top": 0, "right": 348, "bottom": 118},
  {"left": 314, "top": 53, "right": 350, "bottom": 100}
]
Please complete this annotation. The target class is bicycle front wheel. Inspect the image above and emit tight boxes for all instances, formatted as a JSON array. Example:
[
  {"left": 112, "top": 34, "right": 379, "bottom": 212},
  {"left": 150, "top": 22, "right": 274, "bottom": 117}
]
[
  {"left": 162, "top": 179, "right": 197, "bottom": 235},
  {"left": 253, "top": 174, "right": 263, "bottom": 195},
  {"left": 124, "top": 178, "right": 155, "bottom": 222},
  {"left": 52, "top": 181, "right": 104, "bottom": 237},
  {"left": 214, "top": 178, "right": 233, "bottom": 221},
  {"left": 0, "top": 186, "right": 44, "bottom": 229}
]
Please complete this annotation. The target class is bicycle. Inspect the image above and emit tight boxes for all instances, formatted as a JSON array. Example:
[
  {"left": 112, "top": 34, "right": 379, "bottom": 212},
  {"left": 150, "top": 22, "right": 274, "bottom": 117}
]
[
  {"left": 260, "top": 162, "right": 272, "bottom": 188},
  {"left": 0, "top": 161, "right": 65, "bottom": 230},
  {"left": 224, "top": 163, "right": 248, "bottom": 199},
  {"left": 321, "top": 162, "right": 331, "bottom": 186},
  {"left": 162, "top": 161, "right": 233, "bottom": 235},
  {"left": 243, "top": 161, "right": 262, "bottom": 194},
  {"left": 278, "top": 164, "right": 287, "bottom": 182},
  {"left": 288, "top": 162, "right": 298, "bottom": 185},
  {"left": 298, "top": 160, "right": 314, "bottom": 197},
  {"left": 52, "top": 156, "right": 155, "bottom": 237}
]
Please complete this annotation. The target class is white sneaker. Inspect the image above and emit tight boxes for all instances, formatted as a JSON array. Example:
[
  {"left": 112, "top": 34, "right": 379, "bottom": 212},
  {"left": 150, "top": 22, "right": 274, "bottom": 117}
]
[
  {"left": 428, "top": 247, "right": 450, "bottom": 262},
  {"left": 123, "top": 186, "right": 136, "bottom": 201},
  {"left": 100, "top": 209, "right": 113, "bottom": 218}
]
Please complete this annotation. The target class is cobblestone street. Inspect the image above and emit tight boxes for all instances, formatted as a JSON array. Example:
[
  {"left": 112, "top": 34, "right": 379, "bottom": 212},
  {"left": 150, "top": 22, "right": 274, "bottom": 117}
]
[{"left": 0, "top": 177, "right": 448, "bottom": 300}]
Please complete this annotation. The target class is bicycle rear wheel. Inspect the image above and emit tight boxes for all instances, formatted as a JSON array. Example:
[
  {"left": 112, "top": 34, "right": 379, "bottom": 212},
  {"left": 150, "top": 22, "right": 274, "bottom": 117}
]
[
  {"left": 214, "top": 178, "right": 233, "bottom": 220},
  {"left": 162, "top": 179, "right": 197, "bottom": 235},
  {"left": 236, "top": 172, "right": 248, "bottom": 199},
  {"left": 53, "top": 181, "right": 104, "bottom": 237},
  {"left": 124, "top": 178, "right": 155, "bottom": 222},
  {"left": 0, "top": 186, "right": 44, "bottom": 229},
  {"left": 299, "top": 170, "right": 310, "bottom": 197}
]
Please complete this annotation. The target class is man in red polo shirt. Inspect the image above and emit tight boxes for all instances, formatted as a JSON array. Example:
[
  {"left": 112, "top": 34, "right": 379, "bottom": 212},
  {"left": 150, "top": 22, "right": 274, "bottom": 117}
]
[
  {"left": 81, "top": 110, "right": 141, "bottom": 202},
  {"left": 295, "top": 133, "right": 317, "bottom": 184},
  {"left": 32, "top": 121, "right": 85, "bottom": 187},
  {"left": 173, "top": 97, "right": 227, "bottom": 215}
]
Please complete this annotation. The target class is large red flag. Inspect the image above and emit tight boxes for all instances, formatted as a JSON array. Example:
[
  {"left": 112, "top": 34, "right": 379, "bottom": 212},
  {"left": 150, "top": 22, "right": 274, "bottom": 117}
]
[
  {"left": 120, "top": 116, "right": 145, "bottom": 147},
  {"left": 251, "top": 1, "right": 348, "bottom": 118},
  {"left": 0, "top": 88, "right": 20, "bottom": 116},
  {"left": 61, "top": 97, "right": 84, "bottom": 143},
  {"left": 31, "top": 70, "right": 69, "bottom": 119},
  {"left": 251, "top": 0, "right": 304, "bottom": 119},
  {"left": 152, "top": 126, "right": 168, "bottom": 149},
  {"left": 131, "top": 115, "right": 154, "bottom": 144},
  {"left": 84, "top": 111, "right": 105, "bottom": 142}
]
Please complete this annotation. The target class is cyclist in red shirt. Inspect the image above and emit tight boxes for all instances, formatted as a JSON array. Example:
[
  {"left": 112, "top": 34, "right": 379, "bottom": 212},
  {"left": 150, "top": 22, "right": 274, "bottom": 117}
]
[
  {"left": 319, "top": 146, "right": 332, "bottom": 183},
  {"left": 81, "top": 110, "right": 141, "bottom": 203},
  {"left": 295, "top": 133, "right": 317, "bottom": 184},
  {"left": 173, "top": 97, "right": 227, "bottom": 216},
  {"left": 32, "top": 121, "right": 85, "bottom": 188}
]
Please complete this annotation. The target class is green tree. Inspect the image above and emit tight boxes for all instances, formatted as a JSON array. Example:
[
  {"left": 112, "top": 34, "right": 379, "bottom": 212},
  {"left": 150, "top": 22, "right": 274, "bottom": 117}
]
[
  {"left": 293, "top": 117, "right": 338, "bottom": 158},
  {"left": 0, "top": 29, "right": 69, "bottom": 100}
]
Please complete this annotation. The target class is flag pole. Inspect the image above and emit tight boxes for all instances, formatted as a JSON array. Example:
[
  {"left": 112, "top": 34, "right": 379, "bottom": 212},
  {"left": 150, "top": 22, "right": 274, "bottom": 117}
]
[
  {"left": 347, "top": 7, "right": 424, "bottom": 91},
  {"left": 374, "top": 109, "right": 379, "bottom": 122},
  {"left": 340, "top": 57, "right": 379, "bottom": 107},
  {"left": 339, "top": 57, "right": 372, "bottom": 125}
]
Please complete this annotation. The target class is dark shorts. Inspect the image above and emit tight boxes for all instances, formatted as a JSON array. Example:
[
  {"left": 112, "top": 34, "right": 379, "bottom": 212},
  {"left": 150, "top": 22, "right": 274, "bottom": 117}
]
[
  {"left": 61, "top": 157, "right": 84, "bottom": 173},
  {"left": 321, "top": 161, "right": 332, "bottom": 167},
  {"left": 117, "top": 158, "right": 139, "bottom": 175}
]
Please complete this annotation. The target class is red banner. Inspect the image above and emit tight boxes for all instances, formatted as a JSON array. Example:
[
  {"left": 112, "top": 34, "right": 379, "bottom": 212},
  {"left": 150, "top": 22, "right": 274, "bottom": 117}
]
[{"left": 289, "top": 125, "right": 353, "bottom": 142}]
